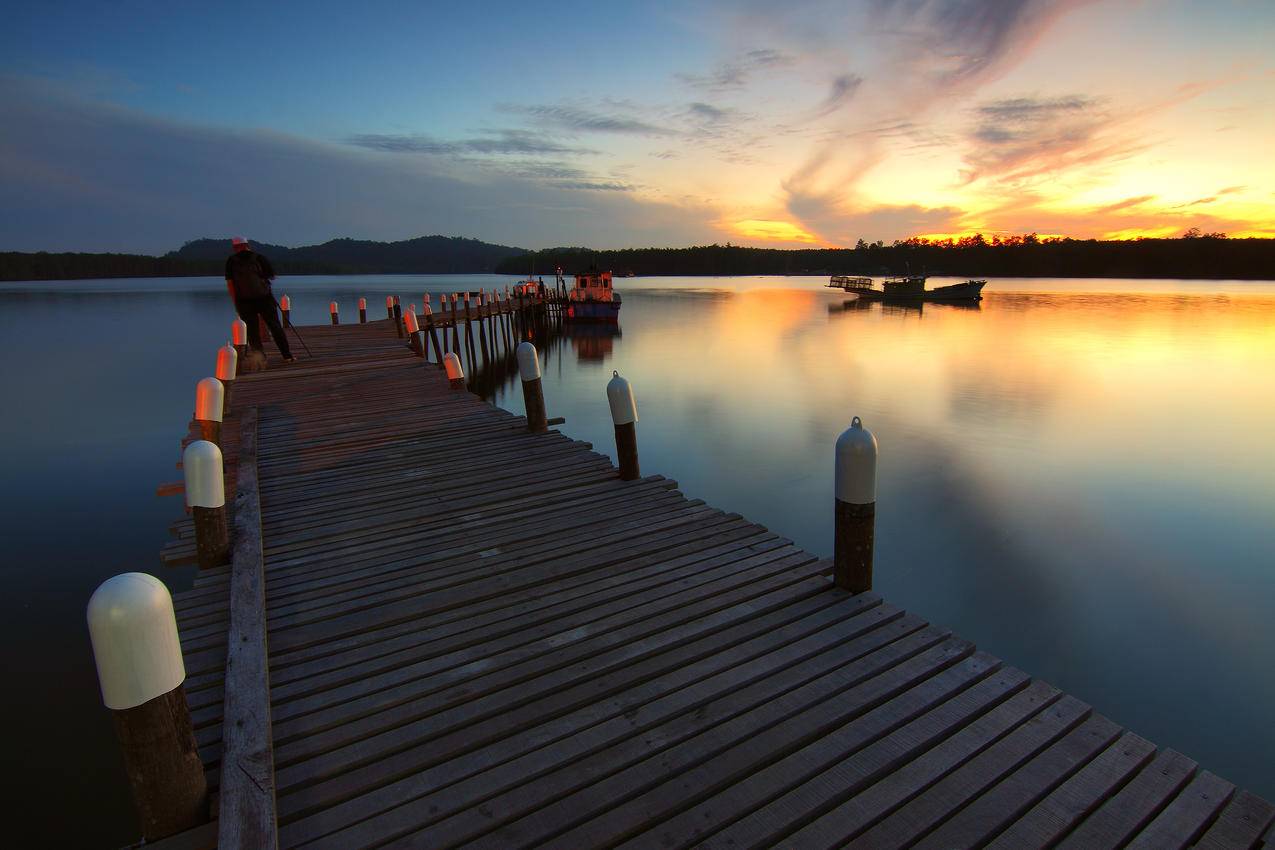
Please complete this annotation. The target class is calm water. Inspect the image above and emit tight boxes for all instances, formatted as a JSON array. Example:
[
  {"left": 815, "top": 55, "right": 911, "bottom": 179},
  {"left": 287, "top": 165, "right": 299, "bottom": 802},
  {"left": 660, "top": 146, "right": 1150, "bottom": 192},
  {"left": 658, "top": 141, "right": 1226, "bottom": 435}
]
[{"left": 2, "top": 274, "right": 1273, "bottom": 845}]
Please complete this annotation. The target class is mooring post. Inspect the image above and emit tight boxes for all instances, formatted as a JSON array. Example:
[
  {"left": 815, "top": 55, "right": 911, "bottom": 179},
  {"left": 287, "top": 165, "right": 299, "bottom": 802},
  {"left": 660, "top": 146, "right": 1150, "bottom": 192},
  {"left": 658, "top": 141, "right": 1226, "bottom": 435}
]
[
  {"left": 184, "top": 439, "right": 229, "bottom": 569},
  {"left": 834, "top": 416, "right": 878, "bottom": 592},
  {"left": 443, "top": 351, "right": 465, "bottom": 390},
  {"left": 87, "top": 573, "right": 207, "bottom": 841},
  {"left": 358, "top": 296, "right": 367, "bottom": 323},
  {"left": 279, "top": 295, "right": 291, "bottom": 327},
  {"left": 385, "top": 295, "right": 394, "bottom": 319},
  {"left": 214, "top": 344, "right": 237, "bottom": 417},
  {"left": 393, "top": 298, "right": 403, "bottom": 338},
  {"left": 404, "top": 308, "right": 423, "bottom": 356},
  {"left": 607, "top": 371, "right": 640, "bottom": 480},
  {"left": 449, "top": 294, "right": 462, "bottom": 354},
  {"left": 477, "top": 293, "right": 492, "bottom": 370},
  {"left": 517, "top": 341, "right": 548, "bottom": 432},
  {"left": 423, "top": 304, "right": 443, "bottom": 363},
  {"left": 194, "top": 377, "right": 224, "bottom": 446},
  {"left": 231, "top": 319, "right": 248, "bottom": 360},
  {"left": 329, "top": 300, "right": 340, "bottom": 326}
]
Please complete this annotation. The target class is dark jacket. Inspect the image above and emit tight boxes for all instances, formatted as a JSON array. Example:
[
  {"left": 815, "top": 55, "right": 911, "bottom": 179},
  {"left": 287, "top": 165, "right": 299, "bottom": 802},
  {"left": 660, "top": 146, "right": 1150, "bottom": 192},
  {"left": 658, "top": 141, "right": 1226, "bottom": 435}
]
[{"left": 225, "top": 250, "right": 276, "bottom": 300}]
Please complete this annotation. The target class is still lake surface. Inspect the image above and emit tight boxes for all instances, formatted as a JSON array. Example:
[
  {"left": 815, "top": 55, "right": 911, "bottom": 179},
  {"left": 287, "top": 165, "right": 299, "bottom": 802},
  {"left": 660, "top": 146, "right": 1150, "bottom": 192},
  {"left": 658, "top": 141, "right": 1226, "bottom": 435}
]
[{"left": 2, "top": 274, "right": 1273, "bottom": 844}]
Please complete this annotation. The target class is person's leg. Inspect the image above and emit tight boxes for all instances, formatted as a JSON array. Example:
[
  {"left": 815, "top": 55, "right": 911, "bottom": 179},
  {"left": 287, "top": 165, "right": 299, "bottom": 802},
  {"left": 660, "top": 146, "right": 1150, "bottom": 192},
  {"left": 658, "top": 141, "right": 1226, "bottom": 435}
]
[
  {"left": 259, "top": 298, "right": 293, "bottom": 359},
  {"left": 243, "top": 300, "right": 265, "bottom": 352}
]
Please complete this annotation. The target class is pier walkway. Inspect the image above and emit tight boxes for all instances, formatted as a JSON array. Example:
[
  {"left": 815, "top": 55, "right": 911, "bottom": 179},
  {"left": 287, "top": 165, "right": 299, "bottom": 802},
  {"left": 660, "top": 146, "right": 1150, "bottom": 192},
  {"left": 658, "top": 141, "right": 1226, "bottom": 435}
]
[{"left": 154, "top": 314, "right": 1272, "bottom": 848}]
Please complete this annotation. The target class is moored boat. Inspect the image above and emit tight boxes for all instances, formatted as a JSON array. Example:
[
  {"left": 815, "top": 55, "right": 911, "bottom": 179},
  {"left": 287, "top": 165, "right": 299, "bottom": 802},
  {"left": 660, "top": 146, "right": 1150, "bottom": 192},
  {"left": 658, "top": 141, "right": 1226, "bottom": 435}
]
[
  {"left": 848, "top": 276, "right": 986, "bottom": 303},
  {"left": 565, "top": 269, "right": 622, "bottom": 323}
]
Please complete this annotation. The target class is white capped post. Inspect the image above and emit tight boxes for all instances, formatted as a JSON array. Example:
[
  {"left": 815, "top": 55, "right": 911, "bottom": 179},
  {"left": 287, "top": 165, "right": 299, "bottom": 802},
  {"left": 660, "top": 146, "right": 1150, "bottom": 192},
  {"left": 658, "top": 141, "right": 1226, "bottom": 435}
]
[
  {"left": 279, "top": 294, "right": 292, "bottom": 326},
  {"left": 330, "top": 300, "right": 340, "bottom": 325},
  {"left": 422, "top": 303, "right": 443, "bottom": 363},
  {"left": 607, "top": 371, "right": 640, "bottom": 479},
  {"left": 87, "top": 573, "right": 207, "bottom": 839},
  {"left": 183, "top": 440, "right": 228, "bottom": 569},
  {"left": 517, "top": 341, "right": 548, "bottom": 432},
  {"left": 385, "top": 294, "right": 394, "bottom": 319},
  {"left": 194, "top": 377, "right": 224, "bottom": 446},
  {"left": 404, "top": 308, "right": 424, "bottom": 356},
  {"left": 215, "top": 344, "right": 237, "bottom": 417},
  {"left": 834, "top": 416, "right": 878, "bottom": 592},
  {"left": 231, "top": 319, "right": 249, "bottom": 358},
  {"left": 358, "top": 296, "right": 367, "bottom": 323},
  {"left": 443, "top": 351, "right": 465, "bottom": 390}
]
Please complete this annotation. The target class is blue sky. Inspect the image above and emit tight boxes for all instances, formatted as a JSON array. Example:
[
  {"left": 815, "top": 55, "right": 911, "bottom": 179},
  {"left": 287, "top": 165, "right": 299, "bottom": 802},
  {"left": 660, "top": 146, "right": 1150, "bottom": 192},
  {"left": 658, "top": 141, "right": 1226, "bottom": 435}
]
[{"left": 3, "top": 0, "right": 1273, "bottom": 253}]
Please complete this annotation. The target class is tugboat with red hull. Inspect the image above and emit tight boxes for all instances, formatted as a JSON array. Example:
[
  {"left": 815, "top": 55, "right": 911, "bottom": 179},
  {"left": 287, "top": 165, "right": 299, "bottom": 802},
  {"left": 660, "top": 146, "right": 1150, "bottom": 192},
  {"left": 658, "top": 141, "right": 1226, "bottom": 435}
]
[{"left": 564, "top": 268, "right": 622, "bottom": 323}]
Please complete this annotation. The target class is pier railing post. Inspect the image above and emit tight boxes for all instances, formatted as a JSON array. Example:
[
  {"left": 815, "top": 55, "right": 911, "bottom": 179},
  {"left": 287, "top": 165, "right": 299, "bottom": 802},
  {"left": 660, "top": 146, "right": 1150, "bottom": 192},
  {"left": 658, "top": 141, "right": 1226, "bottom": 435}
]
[
  {"left": 423, "top": 304, "right": 443, "bottom": 363},
  {"left": 330, "top": 300, "right": 340, "bottom": 325},
  {"left": 184, "top": 439, "right": 230, "bottom": 569},
  {"left": 607, "top": 371, "right": 640, "bottom": 480},
  {"left": 393, "top": 298, "right": 403, "bottom": 338},
  {"left": 231, "top": 319, "right": 248, "bottom": 360},
  {"left": 385, "top": 295, "right": 394, "bottom": 320},
  {"left": 834, "top": 416, "right": 878, "bottom": 592},
  {"left": 194, "top": 377, "right": 224, "bottom": 446},
  {"left": 215, "top": 344, "right": 237, "bottom": 417},
  {"left": 404, "top": 308, "right": 423, "bottom": 356},
  {"left": 443, "top": 351, "right": 465, "bottom": 390},
  {"left": 358, "top": 296, "right": 367, "bottom": 323},
  {"left": 279, "top": 295, "right": 291, "bottom": 327},
  {"left": 517, "top": 342, "right": 548, "bottom": 432},
  {"left": 88, "top": 573, "right": 208, "bottom": 841}
]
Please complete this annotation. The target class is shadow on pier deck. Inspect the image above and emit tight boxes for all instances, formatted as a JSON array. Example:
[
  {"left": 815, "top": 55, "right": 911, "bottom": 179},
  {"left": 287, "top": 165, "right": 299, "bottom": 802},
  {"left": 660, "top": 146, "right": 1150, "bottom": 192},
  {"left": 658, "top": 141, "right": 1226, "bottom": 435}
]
[{"left": 152, "top": 315, "right": 1272, "bottom": 849}]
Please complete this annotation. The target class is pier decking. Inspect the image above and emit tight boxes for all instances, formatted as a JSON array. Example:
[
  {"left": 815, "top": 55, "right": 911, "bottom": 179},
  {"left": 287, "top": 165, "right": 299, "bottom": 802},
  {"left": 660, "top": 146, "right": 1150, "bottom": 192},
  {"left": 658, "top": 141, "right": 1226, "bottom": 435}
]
[{"left": 151, "top": 310, "right": 1272, "bottom": 848}]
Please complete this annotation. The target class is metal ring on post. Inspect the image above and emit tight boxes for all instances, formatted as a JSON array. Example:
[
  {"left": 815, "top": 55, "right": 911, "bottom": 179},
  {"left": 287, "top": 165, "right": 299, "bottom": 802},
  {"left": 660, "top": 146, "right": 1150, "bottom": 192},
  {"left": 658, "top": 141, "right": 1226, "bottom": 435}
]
[{"left": 834, "top": 416, "right": 878, "bottom": 593}]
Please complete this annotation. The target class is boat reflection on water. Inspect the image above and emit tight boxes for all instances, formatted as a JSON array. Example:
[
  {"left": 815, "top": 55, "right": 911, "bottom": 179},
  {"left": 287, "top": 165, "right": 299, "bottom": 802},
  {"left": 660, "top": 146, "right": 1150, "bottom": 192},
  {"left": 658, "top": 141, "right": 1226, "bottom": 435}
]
[
  {"left": 565, "top": 322, "right": 622, "bottom": 362},
  {"left": 827, "top": 296, "right": 982, "bottom": 317}
]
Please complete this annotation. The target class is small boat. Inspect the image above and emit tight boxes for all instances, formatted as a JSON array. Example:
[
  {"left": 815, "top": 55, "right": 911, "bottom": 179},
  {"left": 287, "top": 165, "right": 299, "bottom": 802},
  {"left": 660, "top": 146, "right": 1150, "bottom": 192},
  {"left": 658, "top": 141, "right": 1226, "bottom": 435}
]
[
  {"left": 848, "top": 275, "right": 986, "bottom": 303},
  {"left": 565, "top": 269, "right": 622, "bottom": 323},
  {"left": 827, "top": 275, "right": 874, "bottom": 292}
]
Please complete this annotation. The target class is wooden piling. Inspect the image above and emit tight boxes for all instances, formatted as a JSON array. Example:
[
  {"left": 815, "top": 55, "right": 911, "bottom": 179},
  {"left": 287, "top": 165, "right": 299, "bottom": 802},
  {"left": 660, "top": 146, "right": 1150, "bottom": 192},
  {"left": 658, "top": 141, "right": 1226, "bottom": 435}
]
[{"left": 834, "top": 416, "right": 877, "bottom": 592}]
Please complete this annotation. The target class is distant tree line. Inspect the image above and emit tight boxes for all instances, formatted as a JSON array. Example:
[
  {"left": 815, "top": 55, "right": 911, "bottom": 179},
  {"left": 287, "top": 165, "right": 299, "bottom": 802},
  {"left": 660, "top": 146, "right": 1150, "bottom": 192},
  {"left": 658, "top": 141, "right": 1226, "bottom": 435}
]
[
  {"left": 5, "top": 231, "right": 1272, "bottom": 282},
  {"left": 497, "top": 233, "right": 1275, "bottom": 280}
]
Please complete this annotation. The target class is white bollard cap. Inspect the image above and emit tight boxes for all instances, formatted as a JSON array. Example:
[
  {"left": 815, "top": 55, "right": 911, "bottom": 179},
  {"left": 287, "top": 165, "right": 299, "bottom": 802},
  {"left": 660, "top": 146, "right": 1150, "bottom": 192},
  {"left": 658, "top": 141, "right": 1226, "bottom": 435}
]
[
  {"left": 215, "top": 344, "right": 237, "bottom": 382},
  {"left": 423, "top": 304, "right": 433, "bottom": 317},
  {"left": 517, "top": 341, "right": 541, "bottom": 381},
  {"left": 280, "top": 294, "right": 291, "bottom": 310},
  {"left": 232, "top": 319, "right": 248, "bottom": 346},
  {"left": 195, "top": 377, "right": 224, "bottom": 423},
  {"left": 404, "top": 310, "right": 420, "bottom": 333},
  {"left": 330, "top": 300, "right": 339, "bottom": 314},
  {"left": 358, "top": 297, "right": 367, "bottom": 310},
  {"left": 424, "top": 293, "right": 431, "bottom": 304},
  {"left": 183, "top": 440, "right": 225, "bottom": 508},
  {"left": 443, "top": 351, "right": 464, "bottom": 380},
  {"left": 87, "top": 573, "right": 186, "bottom": 710},
  {"left": 607, "top": 370, "right": 638, "bottom": 425},
  {"left": 386, "top": 295, "right": 394, "bottom": 308},
  {"left": 835, "top": 416, "right": 878, "bottom": 505}
]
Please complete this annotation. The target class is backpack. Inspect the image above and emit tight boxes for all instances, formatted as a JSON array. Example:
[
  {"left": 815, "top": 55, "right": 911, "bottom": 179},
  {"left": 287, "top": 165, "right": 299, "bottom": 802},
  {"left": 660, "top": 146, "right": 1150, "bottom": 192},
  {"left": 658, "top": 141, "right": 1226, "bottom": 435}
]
[{"left": 230, "top": 251, "right": 271, "bottom": 299}]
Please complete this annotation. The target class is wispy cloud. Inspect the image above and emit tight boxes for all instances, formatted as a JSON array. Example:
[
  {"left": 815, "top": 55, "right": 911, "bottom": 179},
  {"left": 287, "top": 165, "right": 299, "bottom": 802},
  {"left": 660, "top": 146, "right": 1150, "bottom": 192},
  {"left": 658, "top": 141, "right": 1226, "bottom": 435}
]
[
  {"left": 503, "top": 103, "right": 677, "bottom": 136},
  {"left": 810, "top": 74, "right": 863, "bottom": 119},
  {"left": 346, "top": 129, "right": 595, "bottom": 156},
  {"left": 676, "top": 48, "right": 794, "bottom": 91}
]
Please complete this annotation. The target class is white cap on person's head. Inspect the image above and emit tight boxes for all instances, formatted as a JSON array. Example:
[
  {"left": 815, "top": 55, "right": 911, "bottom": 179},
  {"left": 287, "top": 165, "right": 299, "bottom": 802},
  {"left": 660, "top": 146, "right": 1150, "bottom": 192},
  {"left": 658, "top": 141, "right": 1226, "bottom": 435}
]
[{"left": 231, "top": 236, "right": 249, "bottom": 250}]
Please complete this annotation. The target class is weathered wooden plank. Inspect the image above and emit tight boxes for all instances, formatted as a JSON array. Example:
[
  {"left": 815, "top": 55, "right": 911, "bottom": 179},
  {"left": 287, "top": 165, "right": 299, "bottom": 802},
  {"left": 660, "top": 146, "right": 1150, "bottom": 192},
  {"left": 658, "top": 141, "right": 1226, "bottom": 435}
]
[
  {"left": 1125, "top": 770, "right": 1235, "bottom": 850},
  {"left": 1055, "top": 748, "right": 1198, "bottom": 849},
  {"left": 216, "top": 408, "right": 279, "bottom": 850},
  {"left": 1193, "top": 790, "right": 1275, "bottom": 850}
]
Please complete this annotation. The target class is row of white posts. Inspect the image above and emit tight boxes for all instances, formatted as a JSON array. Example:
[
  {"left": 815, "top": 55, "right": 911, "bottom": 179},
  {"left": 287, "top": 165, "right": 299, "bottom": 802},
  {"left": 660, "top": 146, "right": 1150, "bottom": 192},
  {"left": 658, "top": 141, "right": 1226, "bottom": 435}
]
[{"left": 86, "top": 311, "right": 879, "bottom": 842}]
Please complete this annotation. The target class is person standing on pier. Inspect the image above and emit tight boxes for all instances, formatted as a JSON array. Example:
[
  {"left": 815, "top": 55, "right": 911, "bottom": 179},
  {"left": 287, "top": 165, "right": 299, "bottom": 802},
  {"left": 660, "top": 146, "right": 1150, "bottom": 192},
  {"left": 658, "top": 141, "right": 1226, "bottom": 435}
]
[{"left": 225, "top": 236, "right": 294, "bottom": 363}]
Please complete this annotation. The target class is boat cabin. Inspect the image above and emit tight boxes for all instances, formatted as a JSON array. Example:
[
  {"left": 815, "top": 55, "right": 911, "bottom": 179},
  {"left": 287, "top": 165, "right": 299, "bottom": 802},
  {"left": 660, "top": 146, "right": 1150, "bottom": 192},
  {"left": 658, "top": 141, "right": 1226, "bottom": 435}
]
[{"left": 570, "top": 270, "right": 618, "bottom": 302}]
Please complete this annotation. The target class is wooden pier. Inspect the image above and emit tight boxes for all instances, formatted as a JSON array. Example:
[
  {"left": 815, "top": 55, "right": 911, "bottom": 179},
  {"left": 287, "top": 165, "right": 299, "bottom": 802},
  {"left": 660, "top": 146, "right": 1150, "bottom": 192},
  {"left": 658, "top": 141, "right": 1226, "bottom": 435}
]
[{"left": 135, "top": 300, "right": 1272, "bottom": 848}]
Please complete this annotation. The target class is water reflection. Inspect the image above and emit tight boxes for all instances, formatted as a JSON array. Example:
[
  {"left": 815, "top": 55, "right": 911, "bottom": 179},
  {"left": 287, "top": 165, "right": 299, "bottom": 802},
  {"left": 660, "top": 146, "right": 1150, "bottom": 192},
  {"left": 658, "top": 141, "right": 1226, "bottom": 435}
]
[{"left": 2, "top": 276, "right": 1274, "bottom": 845}]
